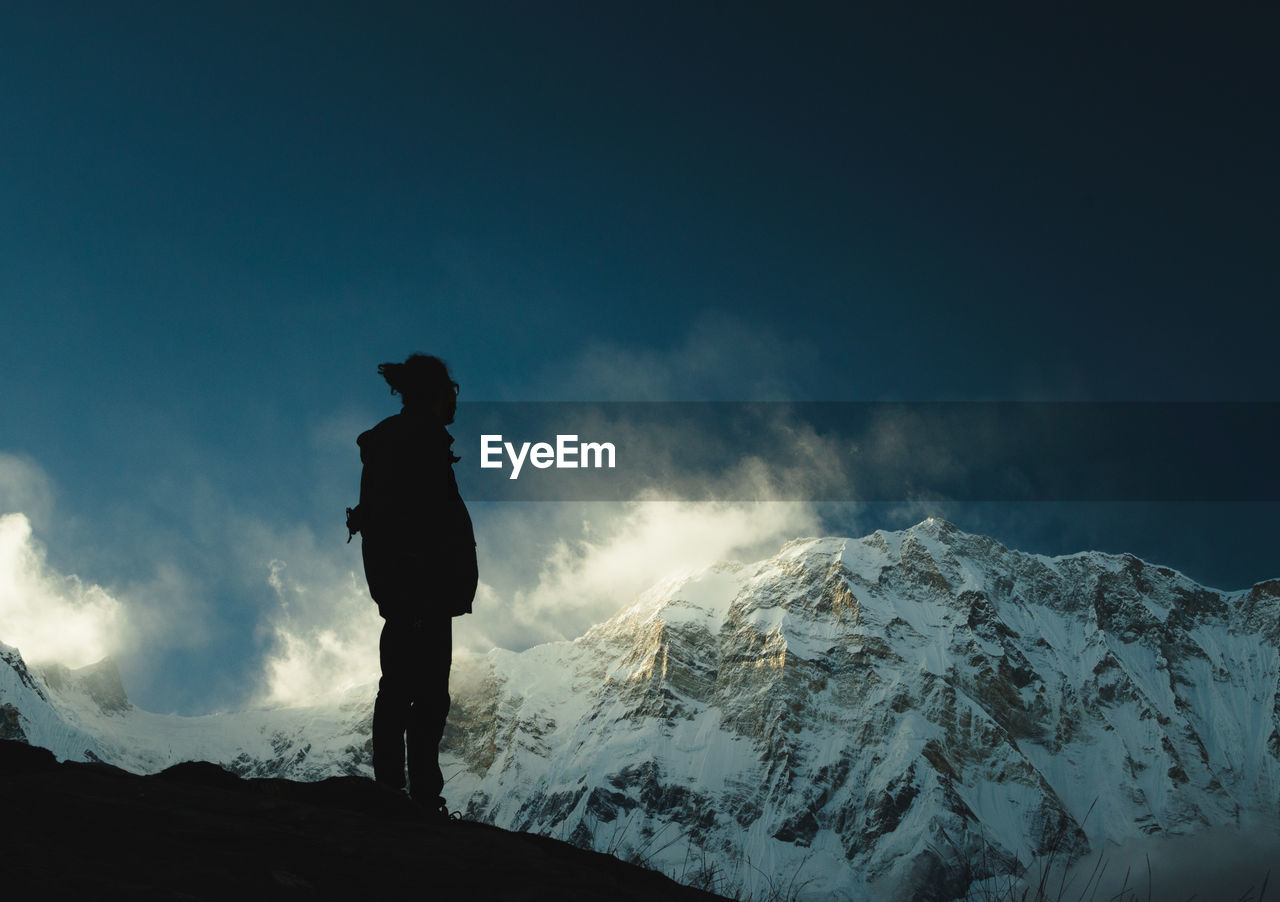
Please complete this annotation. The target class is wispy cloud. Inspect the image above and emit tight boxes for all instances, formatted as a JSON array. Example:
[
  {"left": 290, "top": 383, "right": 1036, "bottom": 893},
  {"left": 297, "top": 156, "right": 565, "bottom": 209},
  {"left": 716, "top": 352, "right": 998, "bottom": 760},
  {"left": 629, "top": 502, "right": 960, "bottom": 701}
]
[
  {"left": 230, "top": 518, "right": 381, "bottom": 708},
  {"left": 256, "top": 556, "right": 381, "bottom": 707},
  {"left": 0, "top": 452, "right": 56, "bottom": 530},
  {"left": 455, "top": 498, "right": 821, "bottom": 655},
  {"left": 517, "top": 309, "right": 817, "bottom": 401}
]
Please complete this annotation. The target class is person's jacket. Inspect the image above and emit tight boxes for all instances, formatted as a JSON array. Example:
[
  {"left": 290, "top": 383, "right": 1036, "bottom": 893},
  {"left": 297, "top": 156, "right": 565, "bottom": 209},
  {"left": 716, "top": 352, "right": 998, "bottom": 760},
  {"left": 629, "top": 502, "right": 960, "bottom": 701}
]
[{"left": 356, "top": 409, "right": 478, "bottom": 620}]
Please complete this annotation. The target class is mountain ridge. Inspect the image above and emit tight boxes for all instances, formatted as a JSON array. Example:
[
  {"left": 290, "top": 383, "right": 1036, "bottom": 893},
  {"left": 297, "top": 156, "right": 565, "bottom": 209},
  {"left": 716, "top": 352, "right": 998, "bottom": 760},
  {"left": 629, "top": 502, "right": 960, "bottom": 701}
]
[{"left": 3, "top": 518, "right": 1278, "bottom": 900}]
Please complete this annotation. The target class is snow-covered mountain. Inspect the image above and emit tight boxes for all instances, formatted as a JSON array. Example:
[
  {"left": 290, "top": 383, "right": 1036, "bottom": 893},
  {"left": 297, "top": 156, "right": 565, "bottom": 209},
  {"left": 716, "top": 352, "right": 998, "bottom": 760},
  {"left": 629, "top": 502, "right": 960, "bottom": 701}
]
[
  {"left": 4, "top": 519, "right": 1279, "bottom": 900},
  {"left": 0, "top": 643, "right": 375, "bottom": 780}
]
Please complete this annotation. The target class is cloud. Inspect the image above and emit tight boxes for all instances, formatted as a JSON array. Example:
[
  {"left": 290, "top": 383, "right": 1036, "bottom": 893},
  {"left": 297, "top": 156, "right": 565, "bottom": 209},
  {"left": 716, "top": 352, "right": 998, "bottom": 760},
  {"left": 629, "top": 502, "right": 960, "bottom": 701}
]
[
  {"left": 0, "top": 454, "right": 222, "bottom": 706},
  {"left": 0, "top": 512, "right": 124, "bottom": 668},
  {"left": 454, "top": 498, "right": 821, "bottom": 654},
  {"left": 247, "top": 491, "right": 820, "bottom": 705}
]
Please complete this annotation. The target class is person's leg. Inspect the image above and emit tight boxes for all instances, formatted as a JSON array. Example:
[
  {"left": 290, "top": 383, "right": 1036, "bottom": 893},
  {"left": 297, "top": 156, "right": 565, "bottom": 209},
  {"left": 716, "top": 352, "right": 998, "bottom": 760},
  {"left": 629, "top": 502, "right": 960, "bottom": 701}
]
[
  {"left": 406, "top": 616, "right": 452, "bottom": 804},
  {"left": 372, "top": 618, "right": 413, "bottom": 788}
]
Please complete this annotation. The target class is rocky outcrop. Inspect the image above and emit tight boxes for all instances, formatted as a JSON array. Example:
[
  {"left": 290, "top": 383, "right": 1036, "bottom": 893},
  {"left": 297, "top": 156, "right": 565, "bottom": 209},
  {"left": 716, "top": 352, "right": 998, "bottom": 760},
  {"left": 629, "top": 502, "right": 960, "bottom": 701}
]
[{"left": 0, "top": 738, "right": 727, "bottom": 901}]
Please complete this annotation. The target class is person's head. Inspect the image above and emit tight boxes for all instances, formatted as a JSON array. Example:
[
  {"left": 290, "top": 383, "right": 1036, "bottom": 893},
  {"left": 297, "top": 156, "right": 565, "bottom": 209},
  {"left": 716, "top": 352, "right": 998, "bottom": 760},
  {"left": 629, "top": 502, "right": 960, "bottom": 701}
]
[{"left": 377, "top": 353, "right": 459, "bottom": 424}]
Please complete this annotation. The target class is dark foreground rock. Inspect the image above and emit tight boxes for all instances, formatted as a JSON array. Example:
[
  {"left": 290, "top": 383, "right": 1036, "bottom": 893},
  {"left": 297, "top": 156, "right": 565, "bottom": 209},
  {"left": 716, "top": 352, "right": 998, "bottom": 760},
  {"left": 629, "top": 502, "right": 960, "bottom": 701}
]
[{"left": 0, "top": 739, "right": 728, "bottom": 900}]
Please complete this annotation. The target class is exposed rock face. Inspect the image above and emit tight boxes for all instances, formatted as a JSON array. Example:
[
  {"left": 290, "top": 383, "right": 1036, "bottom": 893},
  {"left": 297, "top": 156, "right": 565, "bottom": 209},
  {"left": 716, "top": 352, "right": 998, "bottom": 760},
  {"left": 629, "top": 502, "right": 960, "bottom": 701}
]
[
  {"left": 0, "top": 702, "right": 26, "bottom": 741},
  {"left": 3, "top": 519, "right": 1278, "bottom": 900}
]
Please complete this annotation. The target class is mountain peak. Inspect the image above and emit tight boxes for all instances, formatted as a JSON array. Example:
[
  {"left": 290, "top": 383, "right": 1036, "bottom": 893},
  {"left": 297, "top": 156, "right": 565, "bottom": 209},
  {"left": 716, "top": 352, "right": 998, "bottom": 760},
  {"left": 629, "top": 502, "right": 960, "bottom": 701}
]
[
  {"left": 37, "top": 657, "right": 131, "bottom": 715},
  {"left": 909, "top": 515, "right": 959, "bottom": 535}
]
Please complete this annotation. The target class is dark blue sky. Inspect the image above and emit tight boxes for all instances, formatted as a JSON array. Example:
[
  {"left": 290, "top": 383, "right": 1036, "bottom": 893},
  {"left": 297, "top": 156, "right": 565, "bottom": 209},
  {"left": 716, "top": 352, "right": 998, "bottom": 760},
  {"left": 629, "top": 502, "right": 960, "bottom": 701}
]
[{"left": 1, "top": 2, "right": 1276, "bottom": 711}]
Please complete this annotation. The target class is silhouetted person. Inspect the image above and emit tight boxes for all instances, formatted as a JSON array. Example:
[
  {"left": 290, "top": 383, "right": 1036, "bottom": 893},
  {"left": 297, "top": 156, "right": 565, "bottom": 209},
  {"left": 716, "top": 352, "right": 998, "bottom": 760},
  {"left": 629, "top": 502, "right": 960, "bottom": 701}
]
[{"left": 347, "top": 353, "right": 478, "bottom": 815}]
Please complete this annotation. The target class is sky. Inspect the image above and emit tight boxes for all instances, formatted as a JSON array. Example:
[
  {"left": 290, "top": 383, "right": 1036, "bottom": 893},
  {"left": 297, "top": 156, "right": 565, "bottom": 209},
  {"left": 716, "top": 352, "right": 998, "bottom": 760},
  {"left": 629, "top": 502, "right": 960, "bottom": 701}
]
[{"left": 1, "top": 2, "right": 1277, "bottom": 714}]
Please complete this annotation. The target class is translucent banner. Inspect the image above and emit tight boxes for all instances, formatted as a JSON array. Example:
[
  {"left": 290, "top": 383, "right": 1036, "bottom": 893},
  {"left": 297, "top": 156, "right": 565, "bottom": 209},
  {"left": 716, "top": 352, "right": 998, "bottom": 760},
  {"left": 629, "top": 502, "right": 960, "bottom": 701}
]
[{"left": 445, "top": 402, "right": 1279, "bottom": 502}]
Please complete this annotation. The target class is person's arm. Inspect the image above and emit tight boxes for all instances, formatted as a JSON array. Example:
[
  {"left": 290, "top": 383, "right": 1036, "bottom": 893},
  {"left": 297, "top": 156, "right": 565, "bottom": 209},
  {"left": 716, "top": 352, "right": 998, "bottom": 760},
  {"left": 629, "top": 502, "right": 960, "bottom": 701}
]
[{"left": 357, "top": 431, "right": 398, "bottom": 541}]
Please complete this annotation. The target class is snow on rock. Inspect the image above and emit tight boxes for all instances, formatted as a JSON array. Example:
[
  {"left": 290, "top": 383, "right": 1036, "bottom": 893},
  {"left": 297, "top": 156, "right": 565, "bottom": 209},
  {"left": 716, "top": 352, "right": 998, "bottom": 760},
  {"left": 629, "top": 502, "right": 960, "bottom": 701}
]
[{"left": 440, "top": 519, "right": 1280, "bottom": 900}]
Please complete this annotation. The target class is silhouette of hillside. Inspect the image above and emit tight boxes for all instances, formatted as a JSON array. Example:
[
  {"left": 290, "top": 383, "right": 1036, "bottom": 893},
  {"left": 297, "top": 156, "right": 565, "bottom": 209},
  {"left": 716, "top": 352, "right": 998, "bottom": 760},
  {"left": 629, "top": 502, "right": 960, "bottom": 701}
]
[{"left": 0, "top": 739, "right": 728, "bottom": 900}]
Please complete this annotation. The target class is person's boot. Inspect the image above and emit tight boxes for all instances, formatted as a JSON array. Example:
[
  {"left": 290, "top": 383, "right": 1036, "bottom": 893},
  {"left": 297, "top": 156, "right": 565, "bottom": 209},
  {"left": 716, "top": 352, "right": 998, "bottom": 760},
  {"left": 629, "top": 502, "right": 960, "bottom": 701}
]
[{"left": 407, "top": 793, "right": 453, "bottom": 819}]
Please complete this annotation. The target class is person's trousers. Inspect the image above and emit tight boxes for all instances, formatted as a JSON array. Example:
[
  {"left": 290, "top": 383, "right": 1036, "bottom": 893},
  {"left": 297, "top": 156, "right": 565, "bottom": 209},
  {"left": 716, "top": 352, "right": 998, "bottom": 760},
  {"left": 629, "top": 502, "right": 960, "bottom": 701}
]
[{"left": 372, "top": 616, "right": 452, "bottom": 802}]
